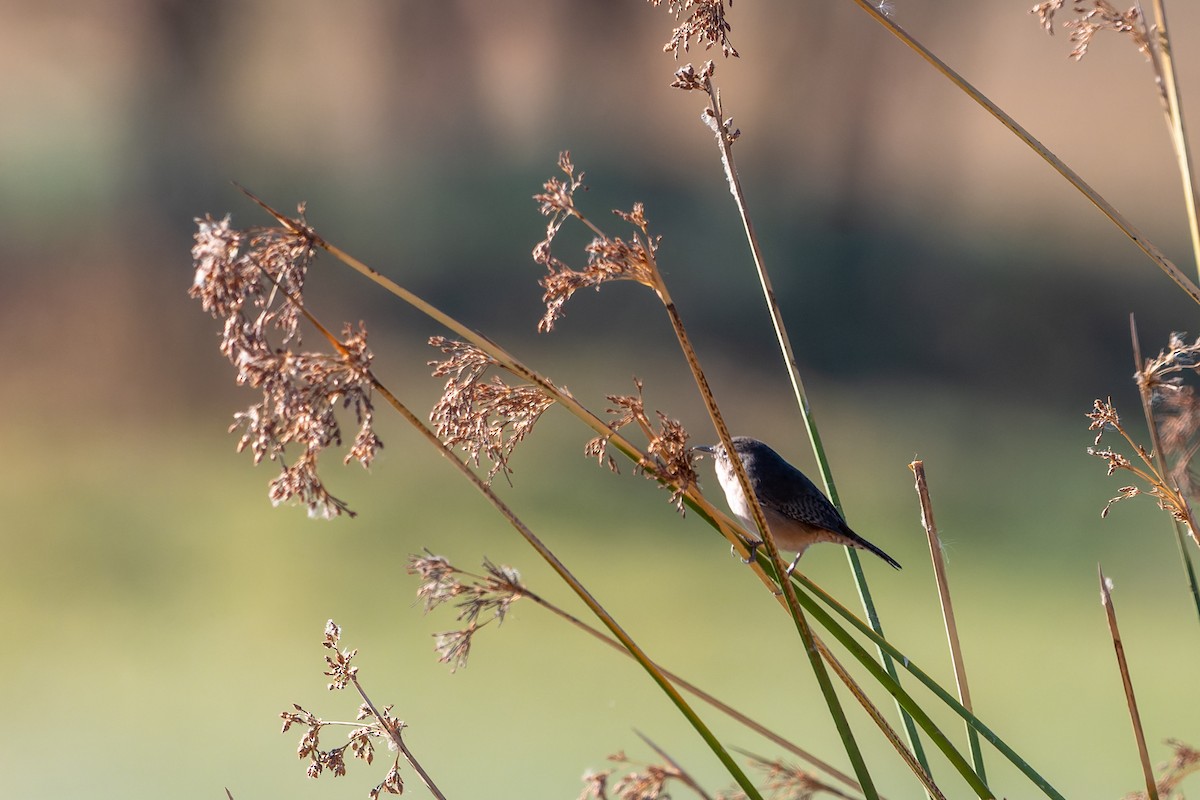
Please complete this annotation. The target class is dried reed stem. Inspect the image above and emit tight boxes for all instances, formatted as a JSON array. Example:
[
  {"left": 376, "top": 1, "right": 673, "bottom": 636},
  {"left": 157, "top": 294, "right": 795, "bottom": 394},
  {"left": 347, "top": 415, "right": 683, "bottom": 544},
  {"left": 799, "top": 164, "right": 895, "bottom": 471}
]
[
  {"left": 812, "top": 638, "right": 947, "bottom": 800},
  {"left": 788, "top": 569, "right": 1065, "bottom": 799},
  {"left": 635, "top": 731, "right": 715, "bottom": 800},
  {"left": 848, "top": 2, "right": 1200, "bottom": 307},
  {"left": 1139, "top": 0, "right": 1200, "bottom": 281},
  {"left": 690, "top": 66, "right": 926, "bottom": 788},
  {"left": 1098, "top": 566, "right": 1159, "bottom": 800},
  {"left": 514, "top": 573, "right": 868, "bottom": 795},
  {"left": 908, "top": 461, "right": 986, "bottom": 782}
]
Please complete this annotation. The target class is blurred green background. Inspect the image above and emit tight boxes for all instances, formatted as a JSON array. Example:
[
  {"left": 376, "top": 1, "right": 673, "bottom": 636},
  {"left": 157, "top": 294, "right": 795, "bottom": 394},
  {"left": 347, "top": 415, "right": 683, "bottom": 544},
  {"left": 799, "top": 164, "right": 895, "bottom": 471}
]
[{"left": 5, "top": 1, "right": 1200, "bottom": 797}]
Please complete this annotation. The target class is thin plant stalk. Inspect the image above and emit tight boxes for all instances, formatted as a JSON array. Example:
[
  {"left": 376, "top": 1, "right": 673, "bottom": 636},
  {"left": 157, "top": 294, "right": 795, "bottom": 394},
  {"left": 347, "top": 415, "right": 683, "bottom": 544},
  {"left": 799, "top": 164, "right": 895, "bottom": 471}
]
[
  {"left": 697, "top": 76, "right": 930, "bottom": 784},
  {"left": 909, "top": 460, "right": 986, "bottom": 782},
  {"left": 787, "top": 568, "right": 1065, "bottom": 800},
  {"left": 350, "top": 674, "right": 447, "bottom": 800},
  {"left": 1099, "top": 566, "right": 1159, "bottom": 800},
  {"left": 635, "top": 731, "right": 716, "bottom": 800},
  {"left": 1138, "top": 0, "right": 1200, "bottom": 280},
  {"left": 778, "top": 580, "right": 993, "bottom": 798},
  {"left": 517, "top": 574, "right": 868, "bottom": 796},
  {"left": 812, "top": 637, "right": 946, "bottom": 800},
  {"left": 1129, "top": 315, "right": 1200, "bottom": 624},
  {"left": 240, "top": 194, "right": 1019, "bottom": 794},
  {"left": 846, "top": 1, "right": 1200, "bottom": 307},
  {"left": 643, "top": 229, "right": 877, "bottom": 798},
  {"left": 261, "top": 257, "right": 765, "bottom": 800}
]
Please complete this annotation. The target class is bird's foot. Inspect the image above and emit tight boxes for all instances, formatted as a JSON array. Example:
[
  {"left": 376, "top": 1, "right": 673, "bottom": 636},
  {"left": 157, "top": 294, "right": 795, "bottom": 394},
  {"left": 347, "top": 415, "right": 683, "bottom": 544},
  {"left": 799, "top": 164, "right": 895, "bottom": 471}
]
[{"left": 731, "top": 539, "right": 759, "bottom": 565}]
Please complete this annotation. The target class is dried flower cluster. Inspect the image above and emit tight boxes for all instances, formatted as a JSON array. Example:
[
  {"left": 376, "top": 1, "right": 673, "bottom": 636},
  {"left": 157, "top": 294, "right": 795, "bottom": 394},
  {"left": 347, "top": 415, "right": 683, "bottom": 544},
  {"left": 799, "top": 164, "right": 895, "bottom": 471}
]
[
  {"left": 671, "top": 60, "right": 716, "bottom": 92},
  {"left": 585, "top": 379, "right": 697, "bottom": 513},
  {"left": 407, "top": 553, "right": 525, "bottom": 672},
  {"left": 578, "top": 752, "right": 688, "bottom": 800},
  {"left": 1122, "top": 739, "right": 1200, "bottom": 800},
  {"left": 671, "top": 61, "right": 741, "bottom": 149},
  {"left": 279, "top": 621, "right": 405, "bottom": 798},
  {"left": 1031, "top": 0, "right": 1150, "bottom": 60},
  {"left": 649, "top": 0, "right": 738, "bottom": 59},
  {"left": 190, "top": 213, "right": 381, "bottom": 519},
  {"left": 1138, "top": 333, "right": 1200, "bottom": 497},
  {"left": 745, "top": 755, "right": 858, "bottom": 800},
  {"left": 1087, "top": 399, "right": 1198, "bottom": 542},
  {"left": 428, "top": 336, "right": 554, "bottom": 483},
  {"left": 533, "top": 153, "right": 663, "bottom": 332}
]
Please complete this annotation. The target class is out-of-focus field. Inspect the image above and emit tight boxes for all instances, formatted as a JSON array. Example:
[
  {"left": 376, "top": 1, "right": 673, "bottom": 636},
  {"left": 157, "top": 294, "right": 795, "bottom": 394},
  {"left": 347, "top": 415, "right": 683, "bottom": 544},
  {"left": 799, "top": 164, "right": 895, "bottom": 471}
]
[
  {"left": 6, "top": 1, "right": 1200, "bottom": 797},
  {"left": 4, "top": 378, "right": 1199, "bottom": 798}
]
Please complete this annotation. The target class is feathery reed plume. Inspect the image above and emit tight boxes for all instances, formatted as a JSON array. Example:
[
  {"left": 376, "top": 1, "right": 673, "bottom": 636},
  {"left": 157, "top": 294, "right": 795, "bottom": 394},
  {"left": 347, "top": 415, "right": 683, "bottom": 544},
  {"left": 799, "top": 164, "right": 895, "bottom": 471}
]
[
  {"left": 585, "top": 379, "right": 698, "bottom": 513},
  {"left": 280, "top": 621, "right": 445, "bottom": 799},
  {"left": 648, "top": 0, "right": 738, "bottom": 59},
  {"left": 1087, "top": 398, "right": 1199, "bottom": 544},
  {"left": 428, "top": 336, "right": 555, "bottom": 484},
  {"left": 189, "top": 214, "right": 380, "bottom": 518}
]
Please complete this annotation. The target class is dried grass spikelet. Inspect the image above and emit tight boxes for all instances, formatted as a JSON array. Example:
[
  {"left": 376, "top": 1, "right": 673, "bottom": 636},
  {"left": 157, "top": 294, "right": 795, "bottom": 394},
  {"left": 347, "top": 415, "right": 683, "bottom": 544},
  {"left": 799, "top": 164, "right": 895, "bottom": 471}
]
[
  {"left": 1087, "top": 398, "right": 1198, "bottom": 543},
  {"left": 648, "top": 0, "right": 738, "bottom": 59},
  {"left": 1031, "top": 1, "right": 1150, "bottom": 60},
  {"left": 428, "top": 336, "right": 554, "bottom": 484},
  {"left": 585, "top": 379, "right": 698, "bottom": 514},
  {"left": 533, "top": 152, "right": 663, "bottom": 332},
  {"left": 190, "top": 213, "right": 381, "bottom": 519}
]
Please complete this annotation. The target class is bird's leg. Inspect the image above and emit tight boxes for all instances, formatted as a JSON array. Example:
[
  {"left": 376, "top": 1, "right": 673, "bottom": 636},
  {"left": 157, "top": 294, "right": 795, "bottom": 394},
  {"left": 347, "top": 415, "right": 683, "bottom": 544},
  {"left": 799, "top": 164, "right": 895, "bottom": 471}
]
[
  {"left": 730, "top": 538, "right": 759, "bottom": 564},
  {"left": 784, "top": 552, "right": 803, "bottom": 576}
]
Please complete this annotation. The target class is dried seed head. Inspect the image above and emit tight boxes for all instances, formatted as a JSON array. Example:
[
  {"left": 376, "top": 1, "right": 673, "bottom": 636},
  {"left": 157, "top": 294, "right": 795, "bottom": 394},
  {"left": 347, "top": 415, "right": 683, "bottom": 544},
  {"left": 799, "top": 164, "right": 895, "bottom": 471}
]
[
  {"left": 428, "top": 337, "right": 554, "bottom": 483},
  {"left": 670, "top": 60, "right": 715, "bottom": 92},
  {"left": 1087, "top": 398, "right": 1198, "bottom": 539},
  {"left": 1032, "top": 1, "right": 1150, "bottom": 61},
  {"left": 533, "top": 155, "right": 663, "bottom": 331},
  {"left": 189, "top": 213, "right": 381, "bottom": 519},
  {"left": 408, "top": 553, "right": 525, "bottom": 672},
  {"left": 649, "top": 0, "right": 738, "bottom": 59},
  {"left": 586, "top": 379, "right": 698, "bottom": 513}
]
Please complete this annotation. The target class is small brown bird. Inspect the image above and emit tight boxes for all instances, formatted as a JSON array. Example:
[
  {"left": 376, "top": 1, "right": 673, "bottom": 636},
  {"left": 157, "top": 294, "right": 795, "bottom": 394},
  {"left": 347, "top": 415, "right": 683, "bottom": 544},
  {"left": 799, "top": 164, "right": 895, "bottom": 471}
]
[{"left": 696, "top": 437, "right": 900, "bottom": 570}]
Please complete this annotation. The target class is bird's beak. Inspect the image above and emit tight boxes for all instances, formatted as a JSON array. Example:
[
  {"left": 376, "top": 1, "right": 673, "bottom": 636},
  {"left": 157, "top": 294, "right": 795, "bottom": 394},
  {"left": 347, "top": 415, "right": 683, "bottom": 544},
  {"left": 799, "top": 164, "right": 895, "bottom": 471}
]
[{"left": 693, "top": 444, "right": 715, "bottom": 455}]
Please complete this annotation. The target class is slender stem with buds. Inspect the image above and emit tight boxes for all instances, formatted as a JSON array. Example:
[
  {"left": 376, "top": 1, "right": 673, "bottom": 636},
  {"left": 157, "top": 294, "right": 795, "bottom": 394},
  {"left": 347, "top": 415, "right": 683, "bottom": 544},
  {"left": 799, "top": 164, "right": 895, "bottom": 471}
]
[{"left": 350, "top": 675, "right": 447, "bottom": 800}]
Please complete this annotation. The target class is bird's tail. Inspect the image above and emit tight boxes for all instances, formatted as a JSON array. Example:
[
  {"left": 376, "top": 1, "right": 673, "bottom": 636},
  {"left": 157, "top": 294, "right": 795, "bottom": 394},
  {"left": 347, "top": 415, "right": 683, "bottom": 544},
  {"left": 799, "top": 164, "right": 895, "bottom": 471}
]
[{"left": 849, "top": 533, "right": 902, "bottom": 570}]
